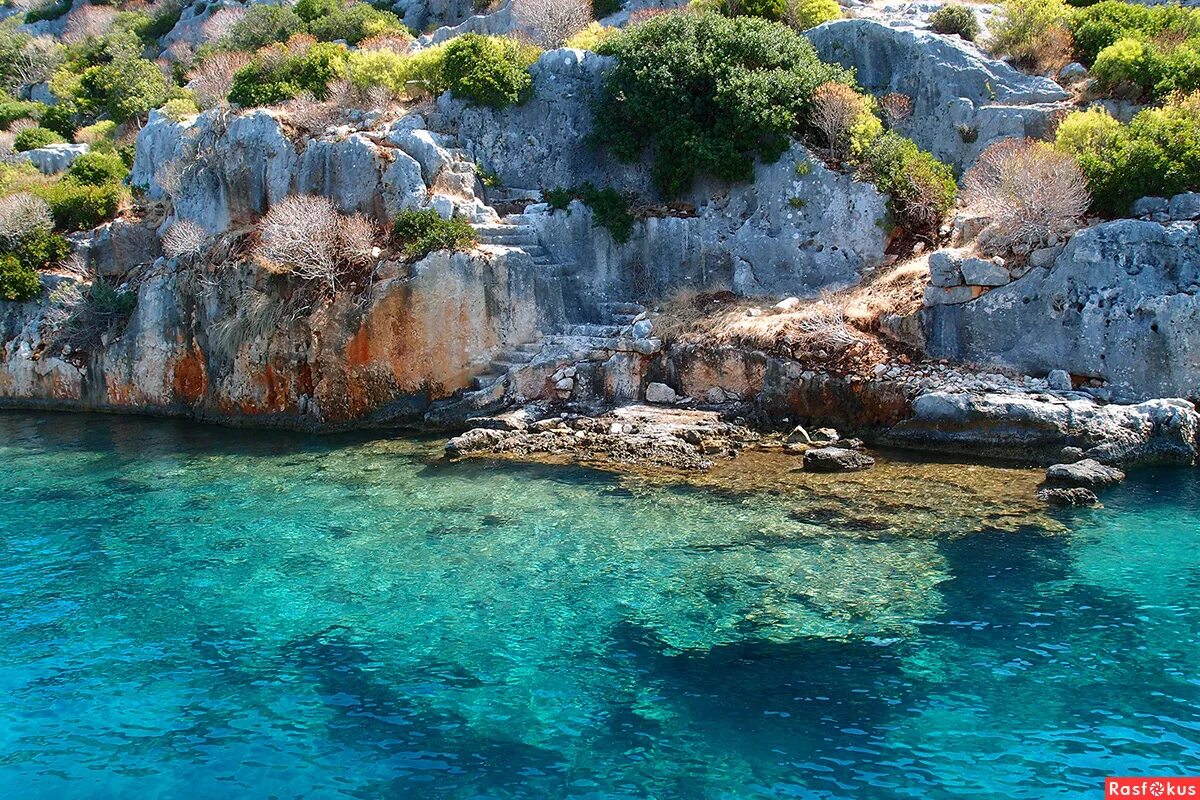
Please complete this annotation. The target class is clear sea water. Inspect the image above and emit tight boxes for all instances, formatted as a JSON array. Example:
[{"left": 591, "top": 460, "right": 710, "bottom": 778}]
[{"left": 1, "top": 411, "right": 1198, "bottom": 800}]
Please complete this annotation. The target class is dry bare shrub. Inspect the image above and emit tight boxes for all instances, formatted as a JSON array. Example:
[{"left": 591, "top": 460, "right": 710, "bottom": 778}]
[
  {"left": 284, "top": 33, "right": 317, "bottom": 56},
  {"left": 513, "top": 0, "right": 592, "bottom": 48},
  {"left": 337, "top": 214, "right": 379, "bottom": 269},
  {"left": 61, "top": 5, "right": 120, "bottom": 44},
  {"left": 254, "top": 196, "right": 376, "bottom": 290},
  {"left": 358, "top": 34, "right": 413, "bottom": 54},
  {"left": 279, "top": 92, "right": 341, "bottom": 132},
  {"left": 963, "top": 138, "right": 1090, "bottom": 255},
  {"left": 0, "top": 193, "right": 53, "bottom": 248},
  {"left": 6, "top": 36, "right": 61, "bottom": 90},
  {"left": 810, "top": 82, "right": 866, "bottom": 158},
  {"left": 155, "top": 159, "right": 185, "bottom": 198},
  {"left": 879, "top": 92, "right": 912, "bottom": 129},
  {"left": 203, "top": 8, "right": 246, "bottom": 41},
  {"left": 8, "top": 118, "right": 37, "bottom": 133},
  {"left": 188, "top": 51, "right": 253, "bottom": 109},
  {"left": 162, "top": 219, "right": 208, "bottom": 259},
  {"left": 164, "top": 39, "right": 196, "bottom": 66}
]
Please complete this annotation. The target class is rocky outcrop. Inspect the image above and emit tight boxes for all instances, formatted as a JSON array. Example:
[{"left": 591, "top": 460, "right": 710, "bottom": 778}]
[
  {"left": 447, "top": 49, "right": 889, "bottom": 301},
  {"left": 807, "top": 19, "right": 1069, "bottom": 172},
  {"left": 924, "top": 220, "right": 1200, "bottom": 402},
  {"left": 884, "top": 391, "right": 1199, "bottom": 465},
  {"left": 803, "top": 446, "right": 876, "bottom": 472},
  {"left": 1045, "top": 459, "right": 1126, "bottom": 488},
  {"left": 0, "top": 247, "right": 556, "bottom": 428},
  {"left": 132, "top": 109, "right": 432, "bottom": 233}
]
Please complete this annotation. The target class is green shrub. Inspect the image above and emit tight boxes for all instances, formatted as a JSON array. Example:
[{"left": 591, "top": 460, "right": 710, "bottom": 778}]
[
  {"left": 0, "top": 254, "right": 40, "bottom": 302},
  {"left": 39, "top": 104, "right": 78, "bottom": 139},
  {"left": 930, "top": 5, "right": 980, "bottom": 41},
  {"left": 565, "top": 23, "right": 619, "bottom": 51},
  {"left": 228, "top": 42, "right": 348, "bottom": 106},
  {"left": 78, "top": 57, "right": 172, "bottom": 123},
  {"left": 161, "top": 97, "right": 200, "bottom": 121},
  {"left": 440, "top": 34, "right": 538, "bottom": 108},
  {"left": 307, "top": 3, "right": 406, "bottom": 45},
  {"left": 989, "top": 0, "right": 1071, "bottom": 68},
  {"left": 142, "top": 2, "right": 185, "bottom": 41},
  {"left": 858, "top": 131, "right": 958, "bottom": 235},
  {"left": 0, "top": 98, "right": 45, "bottom": 130},
  {"left": 391, "top": 208, "right": 477, "bottom": 261},
  {"left": 399, "top": 42, "right": 450, "bottom": 96},
  {"left": 296, "top": 0, "right": 342, "bottom": 22},
  {"left": 545, "top": 183, "right": 635, "bottom": 243},
  {"left": 13, "top": 126, "right": 65, "bottom": 152},
  {"left": 594, "top": 12, "right": 852, "bottom": 197},
  {"left": 226, "top": 5, "right": 306, "bottom": 50},
  {"left": 66, "top": 152, "right": 129, "bottom": 187},
  {"left": 1056, "top": 93, "right": 1200, "bottom": 214},
  {"left": 74, "top": 120, "right": 118, "bottom": 150},
  {"left": 1071, "top": 2, "right": 1200, "bottom": 99},
  {"left": 8, "top": 228, "right": 70, "bottom": 272},
  {"left": 788, "top": 0, "right": 841, "bottom": 29},
  {"left": 23, "top": 0, "right": 71, "bottom": 24},
  {"left": 740, "top": 0, "right": 788, "bottom": 20},
  {"left": 346, "top": 49, "right": 408, "bottom": 92},
  {"left": 1069, "top": 1, "right": 1200, "bottom": 65},
  {"left": 34, "top": 179, "right": 126, "bottom": 231}
]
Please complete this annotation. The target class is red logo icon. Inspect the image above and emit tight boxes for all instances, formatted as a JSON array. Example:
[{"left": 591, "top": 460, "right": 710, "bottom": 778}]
[{"left": 1107, "top": 778, "right": 1200, "bottom": 798}]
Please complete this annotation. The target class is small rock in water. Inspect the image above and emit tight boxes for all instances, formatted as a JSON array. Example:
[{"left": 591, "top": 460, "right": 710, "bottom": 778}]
[
  {"left": 1037, "top": 487, "right": 1100, "bottom": 507},
  {"left": 803, "top": 446, "right": 875, "bottom": 472},
  {"left": 1045, "top": 458, "right": 1125, "bottom": 488},
  {"left": 786, "top": 424, "right": 812, "bottom": 444},
  {"left": 812, "top": 427, "right": 840, "bottom": 443}
]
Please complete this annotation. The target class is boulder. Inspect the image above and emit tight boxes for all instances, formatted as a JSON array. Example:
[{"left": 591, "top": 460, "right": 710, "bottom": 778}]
[
  {"left": 803, "top": 446, "right": 875, "bottom": 472},
  {"left": 1037, "top": 487, "right": 1100, "bottom": 506},
  {"left": 1169, "top": 192, "right": 1200, "bottom": 221},
  {"left": 21, "top": 143, "right": 89, "bottom": 175},
  {"left": 928, "top": 250, "right": 964, "bottom": 287},
  {"left": 884, "top": 391, "right": 1200, "bottom": 465},
  {"left": 645, "top": 382, "right": 679, "bottom": 405},
  {"left": 1045, "top": 458, "right": 1126, "bottom": 488},
  {"left": 806, "top": 20, "right": 1068, "bottom": 172},
  {"left": 960, "top": 256, "right": 1009, "bottom": 287},
  {"left": 1046, "top": 369, "right": 1073, "bottom": 391},
  {"left": 1132, "top": 196, "right": 1169, "bottom": 217},
  {"left": 923, "top": 220, "right": 1200, "bottom": 402}
]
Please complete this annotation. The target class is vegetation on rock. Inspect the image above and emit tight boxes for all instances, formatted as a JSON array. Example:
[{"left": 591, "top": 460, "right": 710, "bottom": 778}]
[
  {"left": 545, "top": 183, "right": 635, "bottom": 243},
  {"left": 594, "top": 12, "right": 853, "bottom": 196},
  {"left": 930, "top": 5, "right": 981, "bottom": 41},
  {"left": 391, "top": 209, "right": 478, "bottom": 261}
]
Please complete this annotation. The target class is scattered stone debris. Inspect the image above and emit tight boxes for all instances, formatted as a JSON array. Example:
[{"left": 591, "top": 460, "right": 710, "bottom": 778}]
[{"left": 445, "top": 405, "right": 756, "bottom": 471}]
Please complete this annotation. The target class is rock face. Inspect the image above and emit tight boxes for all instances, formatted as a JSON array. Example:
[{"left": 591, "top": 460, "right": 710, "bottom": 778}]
[
  {"left": 806, "top": 20, "right": 1069, "bottom": 171},
  {"left": 885, "top": 391, "right": 1199, "bottom": 465},
  {"left": 1045, "top": 458, "right": 1126, "bottom": 488},
  {"left": 803, "top": 446, "right": 876, "bottom": 472},
  {"left": 133, "top": 109, "right": 430, "bottom": 233},
  {"left": 924, "top": 220, "right": 1200, "bottom": 402},
  {"left": 527, "top": 145, "right": 888, "bottom": 305},
  {"left": 0, "top": 248, "right": 556, "bottom": 429}
]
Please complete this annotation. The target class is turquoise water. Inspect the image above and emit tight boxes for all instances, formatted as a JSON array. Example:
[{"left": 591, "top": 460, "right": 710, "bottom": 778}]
[{"left": 1, "top": 412, "right": 1198, "bottom": 799}]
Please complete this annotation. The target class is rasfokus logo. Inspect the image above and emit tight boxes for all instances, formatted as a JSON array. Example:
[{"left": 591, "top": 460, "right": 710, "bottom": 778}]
[{"left": 1107, "top": 778, "right": 1200, "bottom": 798}]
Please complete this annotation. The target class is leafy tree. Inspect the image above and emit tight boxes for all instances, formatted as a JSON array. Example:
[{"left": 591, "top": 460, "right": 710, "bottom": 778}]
[{"left": 594, "top": 12, "right": 852, "bottom": 196}]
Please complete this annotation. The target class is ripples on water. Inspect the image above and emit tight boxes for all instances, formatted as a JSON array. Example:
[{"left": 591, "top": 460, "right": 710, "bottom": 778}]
[{"left": 0, "top": 411, "right": 1197, "bottom": 799}]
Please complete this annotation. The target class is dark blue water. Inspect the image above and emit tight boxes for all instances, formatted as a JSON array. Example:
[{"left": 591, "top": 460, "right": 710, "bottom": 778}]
[{"left": 0, "top": 411, "right": 1197, "bottom": 799}]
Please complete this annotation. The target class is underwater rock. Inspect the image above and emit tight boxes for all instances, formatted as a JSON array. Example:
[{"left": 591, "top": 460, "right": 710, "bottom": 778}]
[
  {"left": 803, "top": 446, "right": 876, "bottom": 472},
  {"left": 1037, "top": 486, "right": 1100, "bottom": 507}
]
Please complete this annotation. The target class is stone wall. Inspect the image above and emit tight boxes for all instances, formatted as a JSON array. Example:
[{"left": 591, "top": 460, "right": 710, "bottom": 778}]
[{"left": 923, "top": 219, "right": 1200, "bottom": 402}]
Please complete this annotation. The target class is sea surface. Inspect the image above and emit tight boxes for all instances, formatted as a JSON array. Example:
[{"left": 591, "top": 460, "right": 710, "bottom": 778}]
[{"left": 0, "top": 411, "right": 1197, "bottom": 799}]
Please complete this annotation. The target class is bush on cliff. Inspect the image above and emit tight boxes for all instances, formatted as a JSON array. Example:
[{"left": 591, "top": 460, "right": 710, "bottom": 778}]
[
  {"left": 857, "top": 132, "right": 958, "bottom": 236},
  {"left": 33, "top": 179, "right": 126, "bottom": 232},
  {"left": 0, "top": 193, "right": 70, "bottom": 274},
  {"left": 594, "top": 12, "right": 852, "bottom": 196},
  {"left": 66, "top": 152, "right": 129, "bottom": 187},
  {"left": 228, "top": 41, "right": 349, "bottom": 107},
  {"left": 440, "top": 34, "right": 538, "bottom": 108},
  {"left": 1055, "top": 92, "right": 1200, "bottom": 214},
  {"left": 1074, "top": 1, "right": 1200, "bottom": 100},
  {"left": 930, "top": 5, "right": 980, "bottom": 41},
  {"left": 0, "top": 254, "right": 40, "bottom": 303},
  {"left": 254, "top": 195, "right": 381, "bottom": 290},
  {"left": 13, "top": 126, "right": 64, "bottom": 152},
  {"left": 988, "top": 0, "right": 1073, "bottom": 72},
  {"left": 226, "top": 5, "right": 307, "bottom": 51},
  {"left": 305, "top": 2, "right": 408, "bottom": 46},
  {"left": 391, "top": 208, "right": 478, "bottom": 261},
  {"left": 545, "top": 183, "right": 635, "bottom": 243}
]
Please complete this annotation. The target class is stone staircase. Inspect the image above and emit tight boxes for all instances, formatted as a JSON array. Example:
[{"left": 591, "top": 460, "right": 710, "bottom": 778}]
[{"left": 471, "top": 213, "right": 573, "bottom": 277}]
